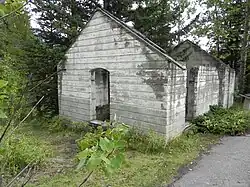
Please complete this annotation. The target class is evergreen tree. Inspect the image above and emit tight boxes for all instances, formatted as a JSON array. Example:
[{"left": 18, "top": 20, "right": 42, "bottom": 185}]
[
  {"left": 32, "top": 0, "right": 99, "bottom": 48},
  {"left": 193, "top": 0, "right": 250, "bottom": 92},
  {"left": 130, "top": 0, "right": 198, "bottom": 51}
]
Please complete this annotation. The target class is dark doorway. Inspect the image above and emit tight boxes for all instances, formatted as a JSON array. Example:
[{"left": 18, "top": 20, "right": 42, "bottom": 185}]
[
  {"left": 185, "top": 67, "right": 199, "bottom": 121},
  {"left": 90, "top": 68, "right": 110, "bottom": 121}
]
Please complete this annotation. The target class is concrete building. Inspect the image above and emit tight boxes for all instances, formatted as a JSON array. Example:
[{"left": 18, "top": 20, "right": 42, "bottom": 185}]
[
  {"left": 171, "top": 40, "right": 235, "bottom": 121},
  {"left": 58, "top": 9, "right": 235, "bottom": 140},
  {"left": 58, "top": 8, "right": 187, "bottom": 140}
]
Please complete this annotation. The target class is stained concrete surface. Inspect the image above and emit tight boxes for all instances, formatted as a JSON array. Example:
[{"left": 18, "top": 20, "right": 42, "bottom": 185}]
[{"left": 171, "top": 136, "right": 250, "bottom": 187}]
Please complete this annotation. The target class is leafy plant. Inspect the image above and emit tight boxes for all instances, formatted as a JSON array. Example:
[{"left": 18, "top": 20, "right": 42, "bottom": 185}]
[
  {"left": 191, "top": 105, "right": 250, "bottom": 135},
  {"left": 76, "top": 124, "right": 129, "bottom": 186}
]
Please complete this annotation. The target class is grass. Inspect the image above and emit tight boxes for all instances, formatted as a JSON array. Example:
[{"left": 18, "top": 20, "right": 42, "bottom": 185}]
[
  {"left": 0, "top": 116, "right": 219, "bottom": 187},
  {"left": 21, "top": 124, "right": 218, "bottom": 187}
]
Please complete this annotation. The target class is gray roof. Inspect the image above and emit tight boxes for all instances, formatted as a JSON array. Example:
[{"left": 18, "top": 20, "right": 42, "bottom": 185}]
[
  {"left": 174, "top": 40, "right": 234, "bottom": 70},
  {"left": 239, "top": 94, "right": 250, "bottom": 99}
]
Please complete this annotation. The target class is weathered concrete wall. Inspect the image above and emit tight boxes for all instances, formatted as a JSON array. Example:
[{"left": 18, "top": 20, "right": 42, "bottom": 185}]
[
  {"left": 171, "top": 40, "right": 235, "bottom": 120},
  {"left": 228, "top": 68, "right": 235, "bottom": 107},
  {"left": 58, "top": 10, "right": 187, "bottom": 139},
  {"left": 196, "top": 65, "right": 219, "bottom": 116},
  {"left": 165, "top": 66, "right": 187, "bottom": 139}
]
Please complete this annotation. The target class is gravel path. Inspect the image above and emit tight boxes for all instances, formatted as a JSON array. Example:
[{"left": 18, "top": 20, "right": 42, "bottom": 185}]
[{"left": 171, "top": 136, "right": 250, "bottom": 187}]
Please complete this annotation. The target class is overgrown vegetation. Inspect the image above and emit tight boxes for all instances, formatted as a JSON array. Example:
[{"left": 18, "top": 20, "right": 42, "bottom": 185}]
[
  {"left": 125, "top": 128, "right": 167, "bottom": 154},
  {"left": 23, "top": 118, "right": 218, "bottom": 187},
  {"left": 191, "top": 105, "right": 250, "bottom": 135},
  {"left": 0, "top": 133, "right": 52, "bottom": 175}
]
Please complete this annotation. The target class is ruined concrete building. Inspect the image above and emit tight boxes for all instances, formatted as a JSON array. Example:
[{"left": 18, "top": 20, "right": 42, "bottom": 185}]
[
  {"left": 171, "top": 40, "right": 235, "bottom": 121},
  {"left": 58, "top": 8, "right": 235, "bottom": 140}
]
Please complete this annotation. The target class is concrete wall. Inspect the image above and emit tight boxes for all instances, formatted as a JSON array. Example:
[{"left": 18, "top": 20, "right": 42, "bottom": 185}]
[
  {"left": 58, "top": 10, "right": 187, "bottom": 139},
  {"left": 228, "top": 68, "right": 235, "bottom": 107},
  {"left": 196, "top": 65, "right": 219, "bottom": 116},
  {"left": 171, "top": 41, "right": 235, "bottom": 120}
]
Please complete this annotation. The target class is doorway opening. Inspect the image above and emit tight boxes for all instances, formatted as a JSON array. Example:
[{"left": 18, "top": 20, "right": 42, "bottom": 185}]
[{"left": 90, "top": 68, "right": 110, "bottom": 121}]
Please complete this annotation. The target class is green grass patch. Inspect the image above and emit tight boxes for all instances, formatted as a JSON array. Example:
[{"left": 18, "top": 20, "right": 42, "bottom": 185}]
[
  {"left": 26, "top": 132, "right": 218, "bottom": 187},
  {"left": 0, "top": 134, "right": 52, "bottom": 175},
  {"left": 0, "top": 116, "right": 219, "bottom": 187}
]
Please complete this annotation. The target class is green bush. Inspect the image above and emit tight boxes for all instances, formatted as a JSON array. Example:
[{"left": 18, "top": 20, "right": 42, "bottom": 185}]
[
  {"left": 0, "top": 134, "right": 52, "bottom": 175},
  {"left": 191, "top": 105, "right": 250, "bottom": 135},
  {"left": 76, "top": 124, "right": 129, "bottom": 178}
]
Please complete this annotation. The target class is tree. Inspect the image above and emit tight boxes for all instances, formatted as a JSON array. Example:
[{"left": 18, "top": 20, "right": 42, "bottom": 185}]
[
  {"left": 22, "top": 38, "right": 65, "bottom": 115},
  {"left": 130, "top": 0, "right": 198, "bottom": 51},
  {"left": 32, "top": 0, "right": 99, "bottom": 48},
  {"left": 0, "top": 1, "right": 32, "bottom": 119},
  {"left": 32, "top": 0, "right": 141, "bottom": 48},
  {"left": 193, "top": 0, "right": 250, "bottom": 93},
  {"left": 239, "top": 0, "right": 250, "bottom": 93}
]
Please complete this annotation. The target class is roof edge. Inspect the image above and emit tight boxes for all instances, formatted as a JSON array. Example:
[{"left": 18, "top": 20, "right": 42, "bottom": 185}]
[
  {"left": 175, "top": 40, "right": 234, "bottom": 71},
  {"left": 96, "top": 8, "right": 186, "bottom": 70}
]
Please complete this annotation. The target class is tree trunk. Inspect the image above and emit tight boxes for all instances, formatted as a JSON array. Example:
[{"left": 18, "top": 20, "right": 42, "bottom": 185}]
[{"left": 239, "top": 0, "right": 250, "bottom": 94}]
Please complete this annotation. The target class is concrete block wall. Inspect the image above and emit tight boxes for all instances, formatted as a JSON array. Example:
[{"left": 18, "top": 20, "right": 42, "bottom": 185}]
[
  {"left": 228, "top": 68, "right": 235, "bottom": 107},
  {"left": 166, "top": 66, "right": 187, "bottom": 139},
  {"left": 58, "top": 10, "right": 187, "bottom": 139},
  {"left": 196, "top": 65, "right": 220, "bottom": 116},
  {"left": 171, "top": 40, "right": 236, "bottom": 121},
  {"left": 222, "top": 67, "right": 230, "bottom": 108}
]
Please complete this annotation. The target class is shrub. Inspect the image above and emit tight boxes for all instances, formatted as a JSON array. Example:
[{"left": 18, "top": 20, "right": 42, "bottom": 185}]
[
  {"left": 191, "top": 105, "right": 250, "bottom": 135},
  {"left": 0, "top": 134, "right": 52, "bottom": 175}
]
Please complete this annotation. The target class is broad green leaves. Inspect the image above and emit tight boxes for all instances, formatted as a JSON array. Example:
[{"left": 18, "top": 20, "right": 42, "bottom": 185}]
[
  {"left": 76, "top": 125, "right": 129, "bottom": 180},
  {"left": 99, "top": 137, "right": 114, "bottom": 153},
  {"left": 0, "top": 4, "right": 6, "bottom": 16}
]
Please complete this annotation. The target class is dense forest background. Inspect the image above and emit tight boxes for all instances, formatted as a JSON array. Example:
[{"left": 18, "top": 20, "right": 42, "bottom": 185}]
[{"left": 0, "top": 0, "right": 249, "bottom": 117}]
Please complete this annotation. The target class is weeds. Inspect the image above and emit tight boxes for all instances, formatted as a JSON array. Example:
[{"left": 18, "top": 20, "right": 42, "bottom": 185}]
[
  {"left": 191, "top": 105, "right": 250, "bottom": 135},
  {"left": 46, "top": 116, "right": 92, "bottom": 134},
  {"left": 125, "top": 128, "right": 167, "bottom": 154},
  {"left": 0, "top": 133, "right": 52, "bottom": 175}
]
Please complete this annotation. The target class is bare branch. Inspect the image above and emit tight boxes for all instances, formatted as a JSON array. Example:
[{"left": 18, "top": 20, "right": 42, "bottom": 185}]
[
  {"left": 0, "top": 93, "right": 25, "bottom": 144},
  {"left": 78, "top": 171, "right": 94, "bottom": 187},
  {"left": 20, "top": 167, "right": 34, "bottom": 187},
  {"left": 29, "top": 69, "right": 65, "bottom": 92},
  {"left": 3, "top": 96, "right": 45, "bottom": 142},
  {"left": 6, "top": 161, "right": 33, "bottom": 187}
]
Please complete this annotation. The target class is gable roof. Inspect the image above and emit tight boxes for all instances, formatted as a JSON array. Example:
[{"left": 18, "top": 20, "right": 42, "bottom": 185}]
[
  {"left": 174, "top": 40, "right": 234, "bottom": 70},
  {"left": 66, "top": 8, "right": 185, "bottom": 70}
]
